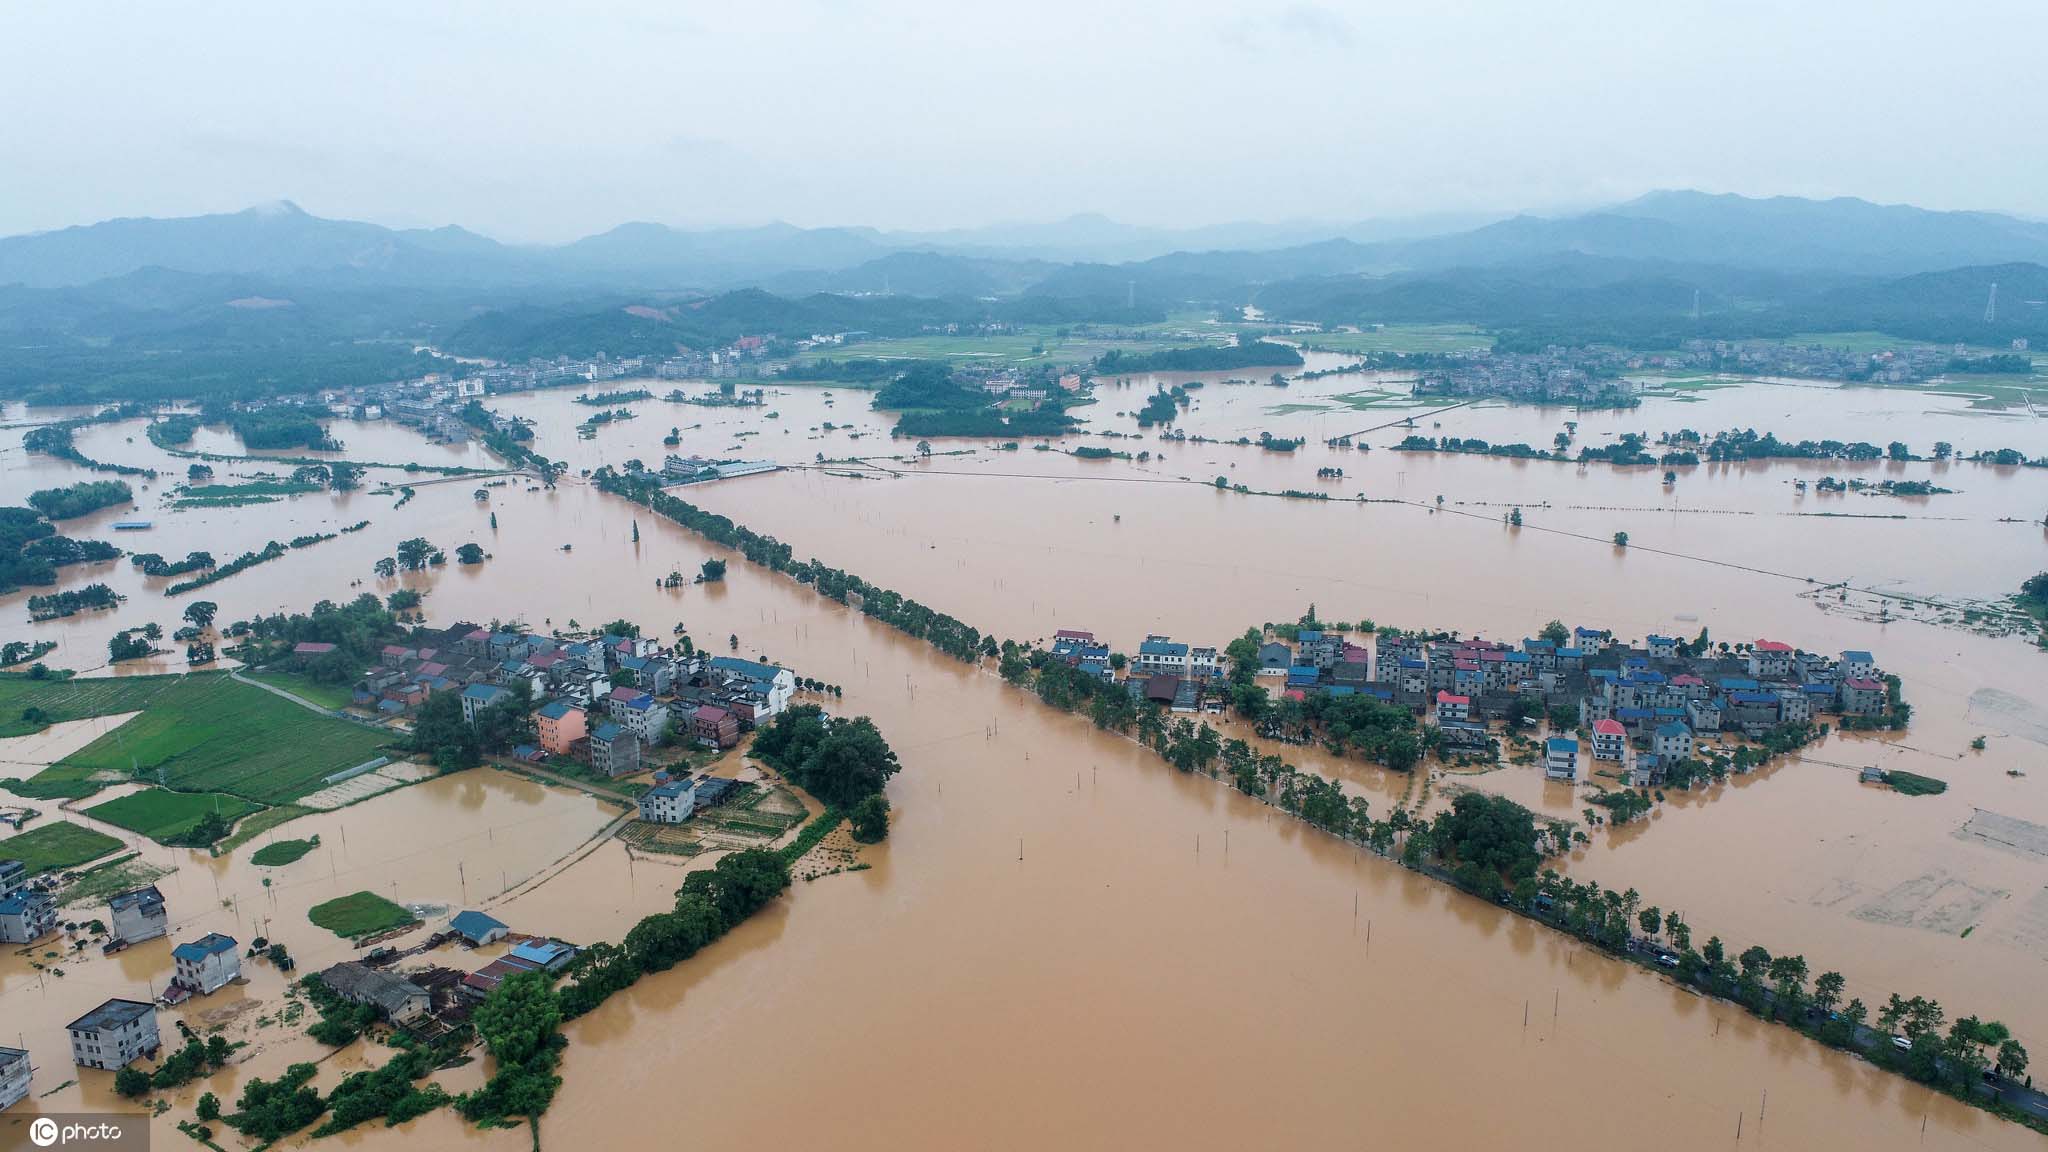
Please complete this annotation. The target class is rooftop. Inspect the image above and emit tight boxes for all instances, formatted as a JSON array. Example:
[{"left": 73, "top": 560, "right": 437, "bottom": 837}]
[
  {"left": 68, "top": 998, "right": 155, "bottom": 1032},
  {"left": 170, "top": 932, "right": 237, "bottom": 961}
]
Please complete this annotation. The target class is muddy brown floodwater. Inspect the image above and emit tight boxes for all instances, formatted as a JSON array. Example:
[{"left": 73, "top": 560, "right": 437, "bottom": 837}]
[{"left": 1, "top": 378, "right": 2045, "bottom": 1150}]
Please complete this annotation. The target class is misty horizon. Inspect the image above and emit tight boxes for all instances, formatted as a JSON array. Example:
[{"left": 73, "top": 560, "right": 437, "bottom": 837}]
[{"left": 7, "top": 1, "right": 2047, "bottom": 243}]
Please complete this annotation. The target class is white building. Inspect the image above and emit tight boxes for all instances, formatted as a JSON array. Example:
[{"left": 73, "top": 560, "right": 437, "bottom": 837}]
[
  {"left": 1133, "top": 636, "right": 1190, "bottom": 677},
  {"left": 68, "top": 999, "right": 160, "bottom": 1069},
  {"left": 707, "top": 657, "right": 796, "bottom": 718},
  {"left": 1590, "top": 719, "right": 1627, "bottom": 762},
  {"left": 0, "top": 891, "right": 56, "bottom": 944},
  {"left": 171, "top": 933, "right": 241, "bottom": 995},
  {"left": 0, "top": 1046, "right": 30, "bottom": 1112},
  {"left": 108, "top": 885, "right": 167, "bottom": 946},
  {"left": 1651, "top": 723, "right": 1694, "bottom": 764},
  {"left": 1544, "top": 737, "right": 1579, "bottom": 782},
  {"left": 638, "top": 779, "right": 698, "bottom": 824}
]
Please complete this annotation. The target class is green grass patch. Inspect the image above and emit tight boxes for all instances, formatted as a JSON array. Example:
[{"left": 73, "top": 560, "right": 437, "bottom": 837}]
[
  {"left": 241, "top": 670, "right": 358, "bottom": 711},
  {"left": 250, "top": 837, "right": 319, "bottom": 866},
  {"left": 7, "top": 673, "right": 392, "bottom": 805},
  {"left": 1881, "top": 770, "right": 1949, "bottom": 796},
  {"left": 1, "top": 820, "right": 123, "bottom": 876},
  {"left": 85, "top": 788, "right": 262, "bottom": 844},
  {"left": 308, "top": 890, "right": 418, "bottom": 939},
  {"left": 216, "top": 805, "right": 315, "bottom": 855}
]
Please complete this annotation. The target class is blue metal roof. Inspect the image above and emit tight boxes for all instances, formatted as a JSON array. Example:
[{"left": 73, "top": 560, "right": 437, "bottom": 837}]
[
  {"left": 1654, "top": 722, "right": 1691, "bottom": 738},
  {"left": 461, "top": 683, "right": 507, "bottom": 702},
  {"left": 1546, "top": 737, "right": 1578, "bottom": 753},
  {"left": 1138, "top": 639, "right": 1189, "bottom": 657},
  {"left": 450, "top": 910, "right": 507, "bottom": 940},
  {"left": 1841, "top": 650, "right": 1873, "bottom": 662},
  {"left": 171, "top": 932, "right": 237, "bottom": 961},
  {"left": 592, "top": 721, "right": 626, "bottom": 741},
  {"left": 537, "top": 699, "right": 578, "bottom": 719},
  {"left": 709, "top": 655, "right": 785, "bottom": 681}
]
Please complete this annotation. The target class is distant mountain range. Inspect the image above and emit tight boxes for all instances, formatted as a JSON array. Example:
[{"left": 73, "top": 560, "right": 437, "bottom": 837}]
[{"left": 9, "top": 191, "right": 2048, "bottom": 294}]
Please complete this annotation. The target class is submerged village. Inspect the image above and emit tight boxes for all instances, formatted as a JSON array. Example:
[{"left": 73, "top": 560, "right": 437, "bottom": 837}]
[{"left": 0, "top": 323, "right": 2043, "bottom": 1146}]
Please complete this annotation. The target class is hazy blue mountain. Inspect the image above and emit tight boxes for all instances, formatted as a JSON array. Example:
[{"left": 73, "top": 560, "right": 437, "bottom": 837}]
[{"left": 1367, "top": 191, "right": 2048, "bottom": 274}]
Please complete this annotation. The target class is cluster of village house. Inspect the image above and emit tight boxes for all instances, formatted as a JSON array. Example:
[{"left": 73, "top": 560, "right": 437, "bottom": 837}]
[
  {"left": 0, "top": 855, "right": 590, "bottom": 1101},
  {"left": 2, "top": 865, "right": 585, "bottom": 1098},
  {"left": 1050, "top": 626, "right": 1890, "bottom": 787},
  {"left": 307, "top": 623, "right": 796, "bottom": 823}
]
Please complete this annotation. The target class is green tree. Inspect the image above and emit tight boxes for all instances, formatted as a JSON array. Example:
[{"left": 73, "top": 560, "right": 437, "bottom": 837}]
[
  {"left": 197, "top": 1091, "right": 221, "bottom": 1121},
  {"left": 474, "top": 971, "right": 561, "bottom": 1069},
  {"left": 394, "top": 537, "right": 435, "bottom": 571},
  {"left": 114, "top": 1066, "right": 151, "bottom": 1098},
  {"left": 1612, "top": 530, "right": 1629, "bottom": 548},
  {"left": 1813, "top": 971, "right": 1845, "bottom": 1016},
  {"left": 183, "top": 600, "right": 218, "bottom": 630},
  {"left": 455, "top": 543, "right": 485, "bottom": 565},
  {"left": 849, "top": 793, "right": 891, "bottom": 843},
  {"left": 373, "top": 556, "right": 397, "bottom": 579},
  {"left": 1539, "top": 619, "right": 1570, "bottom": 645}
]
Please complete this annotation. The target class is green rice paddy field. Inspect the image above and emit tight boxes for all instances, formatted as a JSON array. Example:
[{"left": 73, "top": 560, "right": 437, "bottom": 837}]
[{"left": 2, "top": 673, "right": 391, "bottom": 804}]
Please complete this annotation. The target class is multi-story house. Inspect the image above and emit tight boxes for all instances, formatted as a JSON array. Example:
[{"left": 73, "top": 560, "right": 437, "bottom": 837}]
[
  {"left": 109, "top": 885, "right": 167, "bottom": 946},
  {"left": 1545, "top": 737, "right": 1580, "bottom": 782},
  {"left": 536, "top": 700, "right": 587, "bottom": 756},
  {"left": 639, "top": 779, "right": 699, "bottom": 824},
  {"left": 171, "top": 933, "right": 241, "bottom": 995},
  {"left": 588, "top": 722, "right": 641, "bottom": 777},
  {"left": 0, "top": 1045, "right": 29, "bottom": 1111},
  {"left": 1652, "top": 722, "right": 1694, "bottom": 763},
  {"left": 68, "top": 999, "right": 160, "bottom": 1069},
  {"left": 1591, "top": 718, "right": 1627, "bottom": 761},
  {"left": 0, "top": 891, "right": 56, "bottom": 944}
]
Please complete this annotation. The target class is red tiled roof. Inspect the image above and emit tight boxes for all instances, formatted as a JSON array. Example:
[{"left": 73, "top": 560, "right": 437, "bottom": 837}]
[
  {"left": 1755, "top": 640, "right": 1792, "bottom": 653},
  {"left": 1436, "top": 691, "right": 1469, "bottom": 705},
  {"left": 1593, "top": 719, "right": 1626, "bottom": 735}
]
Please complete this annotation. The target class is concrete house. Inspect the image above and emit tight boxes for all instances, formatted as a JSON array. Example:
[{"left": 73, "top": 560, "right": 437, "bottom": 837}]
[
  {"left": 691, "top": 704, "right": 740, "bottom": 749},
  {"left": 318, "top": 962, "right": 430, "bottom": 1025},
  {"left": 639, "top": 778, "right": 698, "bottom": 824},
  {"left": 588, "top": 722, "right": 641, "bottom": 778},
  {"left": 0, "top": 891, "right": 57, "bottom": 944},
  {"left": 536, "top": 700, "right": 587, "bottom": 756},
  {"left": 707, "top": 656, "right": 796, "bottom": 718},
  {"left": 0, "top": 1045, "right": 29, "bottom": 1112},
  {"left": 68, "top": 999, "right": 160, "bottom": 1069},
  {"left": 1255, "top": 643, "right": 1292, "bottom": 678},
  {"left": 1645, "top": 634, "right": 1678, "bottom": 659},
  {"left": 1651, "top": 722, "right": 1694, "bottom": 763},
  {"left": 109, "top": 885, "right": 167, "bottom": 946},
  {"left": 1132, "top": 636, "right": 1190, "bottom": 677},
  {"left": 1841, "top": 678, "right": 1886, "bottom": 716},
  {"left": 1748, "top": 640, "right": 1793, "bottom": 680},
  {"left": 461, "top": 683, "right": 510, "bottom": 723},
  {"left": 1545, "top": 737, "right": 1580, "bottom": 782},
  {"left": 613, "top": 692, "right": 670, "bottom": 744},
  {"left": 0, "top": 858, "right": 23, "bottom": 898},
  {"left": 171, "top": 933, "right": 241, "bottom": 995},
  {"left": 1591, "top": 718, "right": 1627, "bottom": 761},
  {"left": 1434, "top": 691, "right": 1471, "bottom": 724},
  {"left": 1839, "top": 650, "right": 1877, "bottom": 681}
]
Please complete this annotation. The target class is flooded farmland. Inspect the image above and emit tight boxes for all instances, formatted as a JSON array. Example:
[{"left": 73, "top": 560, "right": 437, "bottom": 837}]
[{"left": 2, "top": 372, "right": 2046, "bottom": 1150}]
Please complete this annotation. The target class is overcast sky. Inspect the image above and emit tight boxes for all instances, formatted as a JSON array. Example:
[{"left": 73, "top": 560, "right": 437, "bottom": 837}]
[{"left": 4, "top": 0, "right": 2043, "bottom": 242}]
